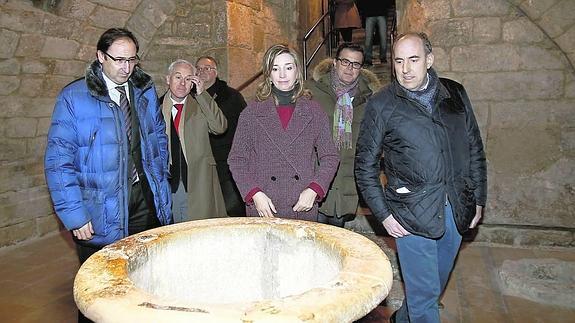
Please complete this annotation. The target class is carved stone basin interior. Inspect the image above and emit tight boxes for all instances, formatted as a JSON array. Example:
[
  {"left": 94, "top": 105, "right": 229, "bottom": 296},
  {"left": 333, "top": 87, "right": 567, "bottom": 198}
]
[{"left": 75, "top": 217, "right": 393, "bottom": 322}]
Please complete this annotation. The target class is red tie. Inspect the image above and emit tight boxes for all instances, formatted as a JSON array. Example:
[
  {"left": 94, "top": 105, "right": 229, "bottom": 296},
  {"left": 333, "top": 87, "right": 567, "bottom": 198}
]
[{"left": 174, "top": 103, "right": 184, "bottom": 135}]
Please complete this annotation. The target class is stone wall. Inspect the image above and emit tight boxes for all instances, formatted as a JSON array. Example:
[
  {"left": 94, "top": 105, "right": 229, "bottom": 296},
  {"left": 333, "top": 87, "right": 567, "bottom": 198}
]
[
  {"left": 0, "top": 0, "right": 299, "bottom": 248},
  {"left": 396, "top": 0, "right": 575, "bottom": 247}
]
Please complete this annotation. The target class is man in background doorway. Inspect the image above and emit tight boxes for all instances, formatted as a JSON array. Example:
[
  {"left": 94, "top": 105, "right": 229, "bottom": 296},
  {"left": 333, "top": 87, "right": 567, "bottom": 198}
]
[{"left": 196, "top": 56, "right": 247, "bottom": 216}]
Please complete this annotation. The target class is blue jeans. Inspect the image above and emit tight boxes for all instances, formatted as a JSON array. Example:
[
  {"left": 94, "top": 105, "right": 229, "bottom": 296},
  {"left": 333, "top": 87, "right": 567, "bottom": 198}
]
[
  {"left": 364, "top": 16, "right": 387, "bottom": 63},
  {"left": 394, "top": 200, "right": 462, "bottom": 323}
]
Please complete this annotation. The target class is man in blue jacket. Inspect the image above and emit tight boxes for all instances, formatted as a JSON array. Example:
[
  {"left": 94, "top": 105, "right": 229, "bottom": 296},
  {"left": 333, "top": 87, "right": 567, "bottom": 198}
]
[
  {"left": 45, "top": 28, "right": 172, "bottom": 266},
  {"left": 355, "top": 32, "right": 487, "bottom": 322}
]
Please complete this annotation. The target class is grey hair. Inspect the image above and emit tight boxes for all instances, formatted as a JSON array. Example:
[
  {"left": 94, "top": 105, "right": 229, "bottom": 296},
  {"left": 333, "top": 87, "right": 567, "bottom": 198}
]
[{"left": 167, "top": 59, "right": 195, "bottom": 74}]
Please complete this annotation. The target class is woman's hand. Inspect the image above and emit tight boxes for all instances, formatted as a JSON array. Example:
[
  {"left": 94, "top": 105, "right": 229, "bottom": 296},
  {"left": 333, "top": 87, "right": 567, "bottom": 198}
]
[
  {"left": 253, "top": 191, "right": 277, "bottom": 217},
  {"left": 293, "top": 188, "right": 317, "bottom": 212}
]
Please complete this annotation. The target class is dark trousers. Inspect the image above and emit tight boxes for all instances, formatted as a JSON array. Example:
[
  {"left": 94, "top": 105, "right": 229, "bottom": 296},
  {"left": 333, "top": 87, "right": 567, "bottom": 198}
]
[
  {"left": 338, "top": 28, "right": 354, "bottom": 42},
  {"left": 77, "top": 180, "right": 160, "bottom": 322}
]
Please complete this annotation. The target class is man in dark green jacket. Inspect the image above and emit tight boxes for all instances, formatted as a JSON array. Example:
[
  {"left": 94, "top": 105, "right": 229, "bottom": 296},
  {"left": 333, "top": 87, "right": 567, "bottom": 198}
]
[{"left": 306, "top": 42, "right": 381, "bottom": 227}]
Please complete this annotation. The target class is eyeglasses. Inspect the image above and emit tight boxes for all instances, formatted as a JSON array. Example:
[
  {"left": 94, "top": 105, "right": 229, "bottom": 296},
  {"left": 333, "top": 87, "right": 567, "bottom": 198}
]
[
  {"left": 102, "top": 51, "right": 140, "bottom": 66},
  {"left": 336, "top": 58, "right": 363, "bottom": 69},
  {"left": 197, "top": 66, "right": 217, "bottom": 72}
]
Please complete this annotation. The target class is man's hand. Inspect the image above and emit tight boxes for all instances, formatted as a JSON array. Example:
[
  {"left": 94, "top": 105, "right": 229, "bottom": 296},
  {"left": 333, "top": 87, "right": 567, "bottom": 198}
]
[
  {"left": 382, "top": 215, "right": 411, "bottom": 238},
  {"left": 190, "top": 75, "right": 204, "bottom": 95},
  {"left": 72, "top": 221, "right": 94, "bottom": 240},
  {"left": 253, "top": 191, "right": 277, "bottom": 218},
  {"left": 293, "top": 188, "right": 317, "bottom": 212},
  {"left": 469, "top": 205, "right": 483, "bottom": 228}
]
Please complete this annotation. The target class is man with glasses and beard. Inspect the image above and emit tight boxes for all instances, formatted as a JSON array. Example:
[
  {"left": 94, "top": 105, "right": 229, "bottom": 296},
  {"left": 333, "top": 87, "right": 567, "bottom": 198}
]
[
  {"left": 45, "top": 28, "right": 172, "bottom": 322},
  {"left": 306, "top": 42, "right": 381, "bottom": 227}
]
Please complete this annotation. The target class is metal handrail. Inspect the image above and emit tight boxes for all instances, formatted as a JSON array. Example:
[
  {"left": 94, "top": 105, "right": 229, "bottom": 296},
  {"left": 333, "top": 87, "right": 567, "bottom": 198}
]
[
  {"left": 236, "top": 70, "right": 263, "bottom": 93},
  {"left": 302, "top": 0, "right": 335, "bottom": 80}
]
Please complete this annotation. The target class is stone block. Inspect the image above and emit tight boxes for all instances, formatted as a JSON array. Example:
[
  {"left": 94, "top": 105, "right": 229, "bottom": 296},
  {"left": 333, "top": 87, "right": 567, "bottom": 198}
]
[
  {"left": 213, "top": 7, "right": 228, "bottom": 47},
  {"left": 452, "top": 0, "right": 510, "bottom": 17},
  {"left": 551, "top": 99, "right": 575, "bottom": 127},
  {"left": 44, "top": 75, "right": 76, "bottom": 97},
  {"left": 0, "top": 75, "right": 20, "bottom": 95},
  {"left": 89, "top": 0, "right": 140, "bottom": 11},
  {"left": 76, "top": 45, "right": 96, "bottom": 62},
  {"left": 473, "top": 17, "right": 501, "bottom": 43},
  {"left": 137, "top": 0, "right": 170, "bottom": 28},
  {"left": 19, "top": 78, "right": 45, "bottom": 97},
  {"left": 70, "top": 25, "right": 105, "bottom": 46},
  {"left": 0, "top": 159, "right": 46, "bottom": 193},
  {"left": 0, "top": 6, "right": 43, "bottom": 33},
  {"left": 27, "top": 136, "right": 48, "bottom": 158},
  {"left": 36, "top": 214, "right": 62, "bottom": 236},
  {"left": 0, "top": 190, "right": 53, "bottom": 226},
  {"left": 14, "top": 34, "right": 45, "bottom": 58},
  {"left": 228, "top": 3, "right": 254, "bottom": 49},
  {"left": 486, "top": 126, "right": 560, "bottom": 176},
  {"left": 0, "top": 221, "right": 36, "bottom": 248},
  {"left": 5, "top": 117, "right": 37, "bottom": 138},
  {"left": 565, "top": 74, "right": 575, "bottom": 98},
  {"left": 0, "top": 28, "right": 19, "bottom": 58},
  {"left": 89, "top": 6, "right": 131, "bottom": 29},
  {"left": 56, "top": 0, "right": 97, "bottom": 20},
  {"left": 473, "top": 226, "right": 573, "bottom": 247},
  {"left": 537, "top": 0, "right": 575, "bottom": 38},
  {"left": 428, "top": 18, "right": 473, "bottom": 47},
  {"left": 36, "top": 117, "right": 51, "bottom": 136},
  {"left": 40, "top": 37, "right": 79, "bottom": 60},
  {"left": 463, "top": 71, "right": 564, "bottom": 101},
  {"left": 0, "top": 97, "right": 23, "bottom": 118},
  {"left": 519, "top": 46, "right": 566, "bottom": 70},
  {"left": 490, "top": 100, "right": 554, "bottom": 129},
  {"left": 503, "top": 18, "right": 546, "bottom": 43},
  {"left": 420, "top": 0, "right": 451, "bottom": 20},
  {"left": 0, "top": 138, "right": 27, "bottom": 162},
  {"left": 451, "top": 44, "right": 520, "bottom": 72},
  {"left": 53, "top": 60, "right": 87, "bottom": 77},
  {"left": 155, "top": 0, "right": 177, "bottom": 16},
  {"left": 22, "top": 59, "right": 51, "bottom": 74},
  {"left": 232, "top": 0, "right": 262, "bottom": 11},
  {"left": 432, "top": 47, "right": 449, "bottom": 72},
  {"left": 561, "top": 130, "right": 575, "bottom": 152},
  {"left": 41, "top": 15, "right": 80, "bottom": 38},
  {"left": 126, "top": 13, "right": 158, "bottom": 42},
  {"left": 519, "top": 0, "right": 560, "bottom": 19},
  {"left": 555, "top": 25, "right": 575, "bottom": 53},
  {"left": 24, "top": 97, "right": 57, "bottom": 118},
  {"left": 0, "top": 58, "right": 21, "bottom": 75}
]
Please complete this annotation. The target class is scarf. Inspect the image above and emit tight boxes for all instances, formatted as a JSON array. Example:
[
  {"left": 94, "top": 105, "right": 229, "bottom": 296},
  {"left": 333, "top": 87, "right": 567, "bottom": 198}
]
[
  {"left": 271, "top": 85, "right": 295, "bottom": 105},
  {"left": 403, "top": 68, "right": 439, "bottom": 114},
  {"left": 330, "top": 68, "right": 359, "bottom": 150}
]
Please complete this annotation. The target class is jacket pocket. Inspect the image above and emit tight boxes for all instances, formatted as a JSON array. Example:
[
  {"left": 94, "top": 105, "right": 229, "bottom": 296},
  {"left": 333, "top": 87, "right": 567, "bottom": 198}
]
[{"left": 81, "top": 189, "right": 107, "bottom": 236}]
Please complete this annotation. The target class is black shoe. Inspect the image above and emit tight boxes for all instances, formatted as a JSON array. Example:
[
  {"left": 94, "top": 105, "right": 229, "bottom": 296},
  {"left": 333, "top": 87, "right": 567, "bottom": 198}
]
[{"left": 389, "top": 311, "right": 397, "bottom": 323}]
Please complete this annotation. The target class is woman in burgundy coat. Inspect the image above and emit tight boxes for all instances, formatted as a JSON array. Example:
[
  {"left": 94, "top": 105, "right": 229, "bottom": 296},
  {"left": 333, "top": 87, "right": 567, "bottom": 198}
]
[{"left": 228, "top": 44, "right": 339, "bottom": 221}]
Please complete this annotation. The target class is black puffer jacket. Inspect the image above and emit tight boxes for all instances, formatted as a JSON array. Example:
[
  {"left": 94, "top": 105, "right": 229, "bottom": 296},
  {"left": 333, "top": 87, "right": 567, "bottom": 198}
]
[{"left": 355, "top": 76, "right": 487, "bottom": 238}]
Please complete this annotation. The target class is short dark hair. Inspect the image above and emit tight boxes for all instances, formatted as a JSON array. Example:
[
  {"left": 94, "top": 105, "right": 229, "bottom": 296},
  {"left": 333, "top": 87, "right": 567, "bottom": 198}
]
[
  {"left": 394, "top": 32, "right": 433, "bottom": 55},
  {"left": 196, "top": 55, "right": 218, "bottom": 67},
  {"left": 335, "top": 42, "right": 364, "bottom": 61},
  {"left": 96, "top": 28, "right": 139, "bottom": 53}
]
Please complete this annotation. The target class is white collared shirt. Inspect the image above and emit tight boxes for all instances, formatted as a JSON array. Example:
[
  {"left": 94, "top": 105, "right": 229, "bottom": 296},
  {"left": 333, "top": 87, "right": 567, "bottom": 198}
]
[
  {"left": 102, "top": 73, "right": 130, "bottom": 106},
  {"left": 170, "top": 96, "right": 187, "bottom": 120}
]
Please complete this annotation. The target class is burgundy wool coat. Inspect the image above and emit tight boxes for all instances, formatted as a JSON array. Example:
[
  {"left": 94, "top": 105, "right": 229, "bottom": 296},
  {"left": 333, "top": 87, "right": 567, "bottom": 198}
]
[{"left": 228, "top": 96, "right": 340, "bottom": 221}]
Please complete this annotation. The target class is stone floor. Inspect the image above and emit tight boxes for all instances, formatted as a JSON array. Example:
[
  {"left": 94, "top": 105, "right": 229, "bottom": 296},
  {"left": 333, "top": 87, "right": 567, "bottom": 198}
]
[{"left": 0, "top": 231, "right": 574, "bottom": 323}]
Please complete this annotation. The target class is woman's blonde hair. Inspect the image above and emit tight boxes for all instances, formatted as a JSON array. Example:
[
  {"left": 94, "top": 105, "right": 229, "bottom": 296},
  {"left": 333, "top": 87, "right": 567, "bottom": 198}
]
[{"left": 255, "top": 44, "right": 311, "bottom": 102}]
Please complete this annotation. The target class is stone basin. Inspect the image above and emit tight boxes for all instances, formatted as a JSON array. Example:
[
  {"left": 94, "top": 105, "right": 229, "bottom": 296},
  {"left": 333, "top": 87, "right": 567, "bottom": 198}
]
[{"left": 74, "top": 217, "right": 393, "bottom": 322}]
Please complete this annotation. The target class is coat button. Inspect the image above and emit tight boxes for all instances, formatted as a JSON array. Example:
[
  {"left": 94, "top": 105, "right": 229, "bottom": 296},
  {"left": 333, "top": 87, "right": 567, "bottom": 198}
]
[
  {"left": 294, "top": 175, "right": 299, "bottom": 180},
  {"left": 271, "top": 176, "right": 276, "bottom": 181}
]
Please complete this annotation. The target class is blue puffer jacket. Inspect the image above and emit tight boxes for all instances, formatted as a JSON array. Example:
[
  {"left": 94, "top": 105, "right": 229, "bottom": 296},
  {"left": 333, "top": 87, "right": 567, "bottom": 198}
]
[{"left": 45, "top": 61, "right": 172, "bottom": 247}]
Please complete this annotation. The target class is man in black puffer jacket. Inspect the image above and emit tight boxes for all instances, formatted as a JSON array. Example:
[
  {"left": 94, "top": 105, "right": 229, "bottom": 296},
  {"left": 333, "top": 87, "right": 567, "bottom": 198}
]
[{"left": 355, "top": 32, "right": 487, "bottom": 323}]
